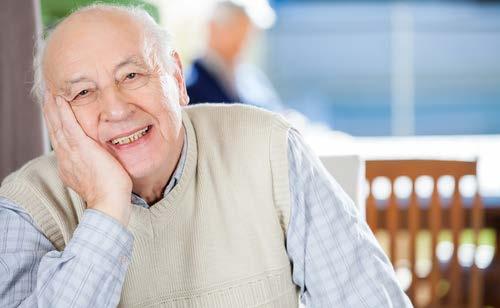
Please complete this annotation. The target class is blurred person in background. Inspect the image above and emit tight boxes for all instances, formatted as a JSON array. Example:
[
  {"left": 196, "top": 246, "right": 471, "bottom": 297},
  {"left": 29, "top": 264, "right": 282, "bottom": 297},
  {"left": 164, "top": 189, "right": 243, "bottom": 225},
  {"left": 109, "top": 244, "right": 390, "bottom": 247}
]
[{"left": 186, "top": 0, "right": 283, "bottom": 111}]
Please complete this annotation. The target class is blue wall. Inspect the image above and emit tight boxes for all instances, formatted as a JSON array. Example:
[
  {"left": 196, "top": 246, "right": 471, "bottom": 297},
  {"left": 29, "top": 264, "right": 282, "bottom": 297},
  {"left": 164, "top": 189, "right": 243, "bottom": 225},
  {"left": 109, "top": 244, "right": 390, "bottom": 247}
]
[{"left": 265, "top": 2, "right": 500, "bottom": 136}]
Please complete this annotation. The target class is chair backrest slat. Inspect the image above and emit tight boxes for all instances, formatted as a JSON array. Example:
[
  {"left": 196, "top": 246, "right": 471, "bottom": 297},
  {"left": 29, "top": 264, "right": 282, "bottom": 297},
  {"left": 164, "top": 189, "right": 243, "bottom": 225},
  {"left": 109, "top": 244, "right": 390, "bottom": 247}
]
[
  {"left": 469, "top": 191, "right": 484, "bottom": 308},
  {"left": 408, "top": 180, "right": 419, "bottom": 301},
  {"left": 450, "top": 175, "right": 464, "bottom": 306},
  {"left": 366, "top": 185, "right": 378, "bottom": 233},
  {"left": 430, "top": 176, "right": 442, "bottom": 306},
  {"left": 388, "top": 180, "right": 399, "bottom": 264}
]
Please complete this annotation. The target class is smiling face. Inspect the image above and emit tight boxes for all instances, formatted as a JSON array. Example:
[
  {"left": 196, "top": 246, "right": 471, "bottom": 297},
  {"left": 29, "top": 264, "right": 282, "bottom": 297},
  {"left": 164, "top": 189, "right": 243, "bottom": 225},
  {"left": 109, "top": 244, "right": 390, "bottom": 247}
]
[{"left": 43, "top": 9, "right": 189, "bottom": 186}]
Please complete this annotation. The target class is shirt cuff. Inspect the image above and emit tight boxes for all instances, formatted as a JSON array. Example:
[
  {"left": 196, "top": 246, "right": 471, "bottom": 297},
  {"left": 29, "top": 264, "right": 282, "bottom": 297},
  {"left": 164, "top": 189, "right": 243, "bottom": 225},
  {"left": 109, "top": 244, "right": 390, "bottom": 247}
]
[{"left": 64, "top": 209, "right": 134, "bottom": 277}]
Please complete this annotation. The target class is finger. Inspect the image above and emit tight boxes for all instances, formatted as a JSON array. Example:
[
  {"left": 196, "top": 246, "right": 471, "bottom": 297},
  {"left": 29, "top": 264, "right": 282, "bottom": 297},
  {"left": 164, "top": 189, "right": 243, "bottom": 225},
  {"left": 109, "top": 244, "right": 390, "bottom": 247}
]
[
  {"left": 46, "top": 118, "right": 68, "bottom": 151},
  {"left": 42, "top": 110, "right": 58, "bottom": 150},
  {"left": 42, "top": 93, "right": 60, "bottom": 149},
  {"left": 54, "top": 96, "right": 86, "bottom": 139},
  {"left": 43, "top": 93, "right": 69, "bottom": 149},
  {"left": 43, "top": 92, "right": 63, "bottom": 136}
]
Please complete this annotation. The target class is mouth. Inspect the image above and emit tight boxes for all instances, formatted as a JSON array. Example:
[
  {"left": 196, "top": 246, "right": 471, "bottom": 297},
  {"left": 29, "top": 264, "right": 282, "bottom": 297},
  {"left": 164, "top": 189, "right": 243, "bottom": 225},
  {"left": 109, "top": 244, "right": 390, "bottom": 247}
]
[{"left": 108, "top": 125, "right": 152, "bottom": 146}]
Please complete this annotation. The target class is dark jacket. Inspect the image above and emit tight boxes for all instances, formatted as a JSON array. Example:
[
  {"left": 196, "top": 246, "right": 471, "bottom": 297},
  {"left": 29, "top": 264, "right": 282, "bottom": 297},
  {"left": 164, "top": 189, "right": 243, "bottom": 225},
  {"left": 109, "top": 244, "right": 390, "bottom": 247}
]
[{"left": 186, "top": 59, "right": 239, "bottom": 105}]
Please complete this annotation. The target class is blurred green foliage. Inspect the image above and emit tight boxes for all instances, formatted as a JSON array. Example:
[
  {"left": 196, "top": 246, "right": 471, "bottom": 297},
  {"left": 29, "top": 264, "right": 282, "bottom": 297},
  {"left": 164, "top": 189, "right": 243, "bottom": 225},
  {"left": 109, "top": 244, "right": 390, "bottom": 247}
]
[{"left": 41, "top": 0, "right": 159, "bottom": 30}]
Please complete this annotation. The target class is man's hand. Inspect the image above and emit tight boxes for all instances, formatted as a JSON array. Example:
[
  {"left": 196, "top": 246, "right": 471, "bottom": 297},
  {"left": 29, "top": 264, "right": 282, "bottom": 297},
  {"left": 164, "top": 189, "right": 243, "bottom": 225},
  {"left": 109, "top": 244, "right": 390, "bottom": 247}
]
[{"left": 43, "top": 93, "right": 133, "bottom": 226}]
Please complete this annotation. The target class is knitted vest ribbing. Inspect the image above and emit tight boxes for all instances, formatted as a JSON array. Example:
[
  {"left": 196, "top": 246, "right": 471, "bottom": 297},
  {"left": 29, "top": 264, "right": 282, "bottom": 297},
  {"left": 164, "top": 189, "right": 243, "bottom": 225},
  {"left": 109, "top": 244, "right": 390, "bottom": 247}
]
[{"left": 0, "top": 104, "right": 299, "bottom": 307}]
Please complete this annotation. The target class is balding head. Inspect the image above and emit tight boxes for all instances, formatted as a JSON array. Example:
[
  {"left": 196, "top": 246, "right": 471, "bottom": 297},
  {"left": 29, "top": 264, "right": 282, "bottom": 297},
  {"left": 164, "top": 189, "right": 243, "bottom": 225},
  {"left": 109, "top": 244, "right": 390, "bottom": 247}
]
[{"left": 33, "top": 4, "right": 175, "bottom": 105}]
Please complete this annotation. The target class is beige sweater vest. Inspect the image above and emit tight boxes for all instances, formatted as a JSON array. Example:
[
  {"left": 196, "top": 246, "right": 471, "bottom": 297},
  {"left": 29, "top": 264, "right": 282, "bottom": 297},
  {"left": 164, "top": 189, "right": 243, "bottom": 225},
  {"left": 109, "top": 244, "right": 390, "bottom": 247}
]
[{"left": 0, "top": 104, "right": 299, "bottom": 307}]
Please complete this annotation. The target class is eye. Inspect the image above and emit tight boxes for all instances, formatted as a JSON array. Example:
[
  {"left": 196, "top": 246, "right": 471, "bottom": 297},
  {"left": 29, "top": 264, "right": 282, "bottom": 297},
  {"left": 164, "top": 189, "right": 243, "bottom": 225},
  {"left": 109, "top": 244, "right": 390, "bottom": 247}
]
[
  {"left": 126, "top": 72, "right": 137, "bottom": 80},
  {"left": 119, "top": 71, "right": 149, "bottom": 90},
  {"left": 73, "top": 89, "right": 90, "bottom": 100}
]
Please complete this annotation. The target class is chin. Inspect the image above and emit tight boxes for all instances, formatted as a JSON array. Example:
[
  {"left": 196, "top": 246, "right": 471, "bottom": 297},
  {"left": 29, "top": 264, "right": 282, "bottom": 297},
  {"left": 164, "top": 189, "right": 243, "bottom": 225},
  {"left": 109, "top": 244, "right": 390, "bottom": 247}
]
[{"left": 122, "top": 157, "right": 159, "bottom": 180}]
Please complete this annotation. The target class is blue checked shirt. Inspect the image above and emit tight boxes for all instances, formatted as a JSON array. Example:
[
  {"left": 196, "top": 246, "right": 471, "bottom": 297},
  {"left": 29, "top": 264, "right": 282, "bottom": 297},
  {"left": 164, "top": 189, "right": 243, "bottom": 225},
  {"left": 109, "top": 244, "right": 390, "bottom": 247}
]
[{"left": 0, "top": 129, "right": 411, "bottom": 307}]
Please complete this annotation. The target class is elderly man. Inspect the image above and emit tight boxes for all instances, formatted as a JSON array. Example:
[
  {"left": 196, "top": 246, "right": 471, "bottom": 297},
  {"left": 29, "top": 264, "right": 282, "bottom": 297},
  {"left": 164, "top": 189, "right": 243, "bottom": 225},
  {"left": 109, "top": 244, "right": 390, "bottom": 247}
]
[{"left": 0, "top": 4, "right": 411, "bottom": 308}]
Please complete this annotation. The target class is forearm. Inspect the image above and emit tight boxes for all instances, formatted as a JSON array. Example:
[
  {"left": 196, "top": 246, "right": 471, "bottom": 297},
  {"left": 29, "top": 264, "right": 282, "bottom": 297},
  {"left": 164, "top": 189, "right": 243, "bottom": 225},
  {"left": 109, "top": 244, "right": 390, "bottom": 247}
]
[
  {"left": 285, "top": 129, "right": 412, "bottom": 307},
  {"left": 1, "top": 208, "right": 133, "bottom": 308}
]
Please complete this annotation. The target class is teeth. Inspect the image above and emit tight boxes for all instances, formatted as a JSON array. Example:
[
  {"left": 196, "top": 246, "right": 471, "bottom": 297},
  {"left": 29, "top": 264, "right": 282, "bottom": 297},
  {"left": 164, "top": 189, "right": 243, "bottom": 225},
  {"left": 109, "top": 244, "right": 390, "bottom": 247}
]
[{"left": 111, "top": 126, "right": 149, "bottom": 145}]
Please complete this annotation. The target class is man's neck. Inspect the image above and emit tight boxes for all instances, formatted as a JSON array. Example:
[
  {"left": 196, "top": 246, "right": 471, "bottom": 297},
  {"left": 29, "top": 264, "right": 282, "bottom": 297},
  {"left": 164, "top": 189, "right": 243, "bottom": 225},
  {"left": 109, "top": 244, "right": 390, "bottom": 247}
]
[{"left": 205, "top": 48, "right": 237, "bottom": 70}]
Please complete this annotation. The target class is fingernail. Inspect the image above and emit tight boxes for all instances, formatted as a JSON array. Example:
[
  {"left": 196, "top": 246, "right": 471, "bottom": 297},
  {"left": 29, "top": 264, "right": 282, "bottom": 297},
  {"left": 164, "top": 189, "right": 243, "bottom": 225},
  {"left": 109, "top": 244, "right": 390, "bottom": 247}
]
[{"left": 55, "top": 96, "right": 62, "bottom": 106}]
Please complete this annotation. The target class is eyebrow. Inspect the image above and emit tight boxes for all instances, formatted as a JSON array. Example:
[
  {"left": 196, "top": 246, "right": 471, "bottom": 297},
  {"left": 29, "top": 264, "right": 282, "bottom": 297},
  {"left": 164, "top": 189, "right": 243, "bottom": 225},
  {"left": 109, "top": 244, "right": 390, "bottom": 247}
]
[
  {"left": 59, "top": 76, "right": 95, "bottom": 95},
  {"left": 114, "top": 55, "right": 148, "bottom": 73}
]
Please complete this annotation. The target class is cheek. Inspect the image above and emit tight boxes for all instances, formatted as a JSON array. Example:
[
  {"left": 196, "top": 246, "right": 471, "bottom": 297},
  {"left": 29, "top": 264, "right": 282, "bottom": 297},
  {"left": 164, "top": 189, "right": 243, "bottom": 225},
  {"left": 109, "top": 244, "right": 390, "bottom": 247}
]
[
  {"left": 156, "top": 74, "right": 179, "bottom": 106},
  {"left": 155, "top": 104, "right": 182, "bottom": 142},
  {"left": 72, "top": 107, "right": 99, "bottom": 140},
  {"left": 153, "top": 75, "right": 182, "bottom": 128},
  {"left": 154, "top": 104, "right": 182, "bottom": 145},
  {"left": 165, "top": 77, "right": 180, "bottom": 106}
]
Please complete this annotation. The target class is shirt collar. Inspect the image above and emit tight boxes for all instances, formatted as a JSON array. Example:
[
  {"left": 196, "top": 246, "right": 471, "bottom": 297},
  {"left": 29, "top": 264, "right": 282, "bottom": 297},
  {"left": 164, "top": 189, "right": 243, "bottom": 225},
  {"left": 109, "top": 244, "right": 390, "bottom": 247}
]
[{"left": 130, "top": 129, "right": 188, "bottom": 209}]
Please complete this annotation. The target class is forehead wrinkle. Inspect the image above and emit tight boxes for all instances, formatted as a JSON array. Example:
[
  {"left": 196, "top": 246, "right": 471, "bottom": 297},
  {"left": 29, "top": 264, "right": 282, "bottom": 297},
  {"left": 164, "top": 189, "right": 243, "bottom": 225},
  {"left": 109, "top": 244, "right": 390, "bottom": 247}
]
[
  {"left": 114, "top": 55, "right": 149, "bottom": 73},
  {"left": 67, "top": 76, "right": 94, "bottom": 84}
]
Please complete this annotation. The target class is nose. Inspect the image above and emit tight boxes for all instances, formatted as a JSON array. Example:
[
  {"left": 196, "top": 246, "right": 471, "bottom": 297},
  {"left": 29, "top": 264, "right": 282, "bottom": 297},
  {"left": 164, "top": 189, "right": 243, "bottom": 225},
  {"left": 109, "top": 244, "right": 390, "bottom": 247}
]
[{"left": 99, "top": 86, "right": 134, "bottom": 122}]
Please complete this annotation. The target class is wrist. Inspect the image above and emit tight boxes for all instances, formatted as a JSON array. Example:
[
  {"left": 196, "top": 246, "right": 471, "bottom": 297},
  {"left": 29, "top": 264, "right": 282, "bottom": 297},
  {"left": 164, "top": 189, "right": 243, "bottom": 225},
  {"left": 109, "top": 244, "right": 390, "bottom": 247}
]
[{"left": 87, "top": 196, "right": 132, "bottom": 226}]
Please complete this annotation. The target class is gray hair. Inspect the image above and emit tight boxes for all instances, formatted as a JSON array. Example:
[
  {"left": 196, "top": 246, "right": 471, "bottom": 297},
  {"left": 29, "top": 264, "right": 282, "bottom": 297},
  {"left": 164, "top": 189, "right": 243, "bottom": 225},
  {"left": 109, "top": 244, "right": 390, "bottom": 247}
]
[
  {"left": 211, "top": 1, "right": 249, "bottom": 26},
  {"left": 32, "top": 4, "right": 176, "bottom": 105}
]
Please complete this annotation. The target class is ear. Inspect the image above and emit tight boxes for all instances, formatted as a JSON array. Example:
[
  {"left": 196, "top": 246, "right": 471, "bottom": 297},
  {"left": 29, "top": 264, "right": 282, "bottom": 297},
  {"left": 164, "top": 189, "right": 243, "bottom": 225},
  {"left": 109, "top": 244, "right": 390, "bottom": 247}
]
[{"left": 171, "top": 51, "right": 190, "bottom": 106}]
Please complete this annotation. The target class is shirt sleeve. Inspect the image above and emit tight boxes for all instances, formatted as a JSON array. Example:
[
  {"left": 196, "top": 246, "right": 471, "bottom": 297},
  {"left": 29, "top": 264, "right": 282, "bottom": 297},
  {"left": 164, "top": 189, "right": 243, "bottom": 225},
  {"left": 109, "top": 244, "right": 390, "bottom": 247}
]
[
  {"left": 0, "top": 197, "right": 133, "bottom": 308},
  {"left": 285, "top": 129, "right": 413, "bottom": 307}
]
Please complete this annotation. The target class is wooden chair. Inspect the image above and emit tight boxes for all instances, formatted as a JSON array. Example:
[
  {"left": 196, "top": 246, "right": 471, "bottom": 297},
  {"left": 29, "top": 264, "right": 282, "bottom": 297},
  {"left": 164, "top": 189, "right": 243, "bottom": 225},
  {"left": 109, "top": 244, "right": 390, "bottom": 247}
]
[{"left": 365, "top": 160, "right": 484, "bottom": 308}]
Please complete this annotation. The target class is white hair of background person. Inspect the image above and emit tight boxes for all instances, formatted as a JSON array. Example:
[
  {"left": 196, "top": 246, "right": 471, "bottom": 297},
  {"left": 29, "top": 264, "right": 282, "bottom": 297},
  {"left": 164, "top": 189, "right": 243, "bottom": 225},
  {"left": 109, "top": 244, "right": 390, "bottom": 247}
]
[
  {"left": 210, "top": 0, "right": 276, "bottom": 30},
  {"left": 210, "top": 1, "right": 248, "bottom": 26}
]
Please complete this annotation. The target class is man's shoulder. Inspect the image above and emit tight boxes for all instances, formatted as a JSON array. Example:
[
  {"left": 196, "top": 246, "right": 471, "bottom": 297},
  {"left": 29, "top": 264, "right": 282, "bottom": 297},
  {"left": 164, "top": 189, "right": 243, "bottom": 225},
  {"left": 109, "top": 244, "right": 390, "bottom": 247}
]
[
  {"left": 186, "top": 59, "right": 214, "bottom": 84},
  {"left": 183, "top": 103, "right": 290, "bottom": 132},
  {"left": 1, "top": 153, "right": 58, "bottom": 188}
]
